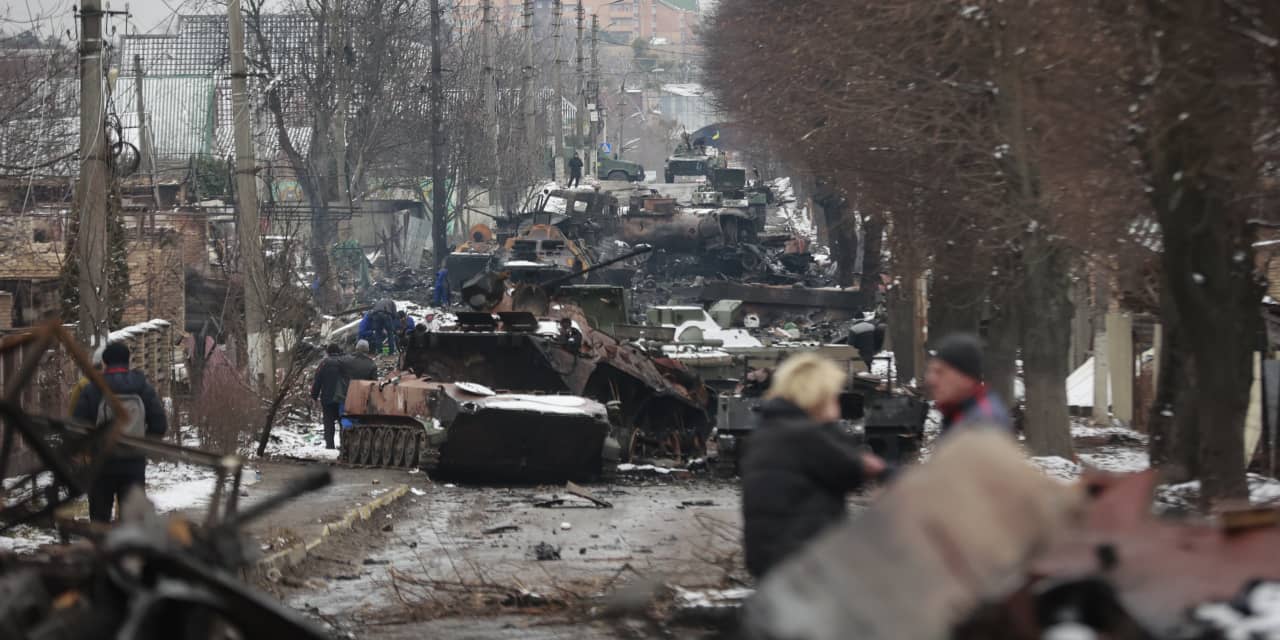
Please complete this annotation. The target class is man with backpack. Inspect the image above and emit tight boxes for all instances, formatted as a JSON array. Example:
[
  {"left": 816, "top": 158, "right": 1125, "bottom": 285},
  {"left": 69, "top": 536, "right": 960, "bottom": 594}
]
[{"left": 73, "top": 342, "right": 168, "bottom": 523}]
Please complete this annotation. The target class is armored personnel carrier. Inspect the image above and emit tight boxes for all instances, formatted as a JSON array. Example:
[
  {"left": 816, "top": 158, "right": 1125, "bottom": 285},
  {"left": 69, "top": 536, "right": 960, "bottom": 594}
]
[{"left": 339, "top": 374, "right": 616, "bottom": 482}]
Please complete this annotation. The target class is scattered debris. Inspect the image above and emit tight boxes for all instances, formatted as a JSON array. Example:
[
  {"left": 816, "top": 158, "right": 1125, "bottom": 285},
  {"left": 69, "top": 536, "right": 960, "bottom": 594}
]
[
  {"left": 678, "top": 500, "right": 717, "bottom": 509},
  {"left": 566, "top": 481, "right": 614, "bottom": 508},
  {"left": 533, "top": 542, "right": 562, "bottom": 561},
  {"left": 483, "top": 524, "right": 520, "bottom": 535}
]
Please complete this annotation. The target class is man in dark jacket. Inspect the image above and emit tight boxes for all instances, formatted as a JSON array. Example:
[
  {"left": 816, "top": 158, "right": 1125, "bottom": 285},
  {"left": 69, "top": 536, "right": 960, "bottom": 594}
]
[
  {"left": 926, "top": 332, "right": 1012, "bottom": 433},
  {"left": 310, "top": 343, "right": 348, "bottom": 449},
  {"left": 343, "top": 340, "right": 379, "bottom": 382},
  {"left": 741, "top": 353, "right": 887, "bottom": 578},
  {"left": 567, "top": 152, "right": 584, "bottom": 188},
  {"left": 73, "top": 342, "right": 168, "bottom": 523}
]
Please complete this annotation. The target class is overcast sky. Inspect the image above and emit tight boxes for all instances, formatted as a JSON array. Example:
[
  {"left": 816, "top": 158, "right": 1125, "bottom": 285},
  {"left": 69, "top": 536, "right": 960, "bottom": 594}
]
[{"left": 5, "top": 0, "right": 229, "bottom": 40}]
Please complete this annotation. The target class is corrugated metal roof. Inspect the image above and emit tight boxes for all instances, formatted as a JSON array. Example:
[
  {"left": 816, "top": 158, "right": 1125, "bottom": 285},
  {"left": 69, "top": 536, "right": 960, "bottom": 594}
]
[{"left": 113, "top": 76, "right": 217, "bottom": 166}]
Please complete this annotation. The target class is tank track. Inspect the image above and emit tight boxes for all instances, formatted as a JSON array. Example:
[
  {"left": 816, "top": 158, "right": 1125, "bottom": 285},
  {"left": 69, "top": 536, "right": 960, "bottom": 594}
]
[
  {"left": 339, "top": 424, "right": 435, "bottom": 470},
  {"left": 710, "top": 434, "right": 740, "bottom": 478}
]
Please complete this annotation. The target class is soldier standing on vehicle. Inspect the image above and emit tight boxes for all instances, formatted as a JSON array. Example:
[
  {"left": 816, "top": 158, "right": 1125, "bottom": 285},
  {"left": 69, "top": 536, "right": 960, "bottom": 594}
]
[
  {"left": 73, "top": 342, "right": 168, "bottom": 523},
  {"left": 310, "top": 343, "right": 348, "bottom": 450},
  {"left": 568, "top": 152, "right": 584, "bottom": 188},
  {"left": 925, "top": 332, "right": 1012, "bottom": 433},
  {"left": 740, "top": 353, "right": 887, "bottom": 578}
]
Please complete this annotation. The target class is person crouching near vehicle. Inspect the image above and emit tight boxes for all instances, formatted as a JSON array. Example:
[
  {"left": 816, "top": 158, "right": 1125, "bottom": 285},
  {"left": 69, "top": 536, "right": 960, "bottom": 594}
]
[
  {"left": 73, "top": 342, "right": 168, "bottom": 523},
  {"left": 925, "top": 333, "right": 1012, "bottom": 434},
  {"left": 740, "top": 353, "right": 888, "bottom": 578}
]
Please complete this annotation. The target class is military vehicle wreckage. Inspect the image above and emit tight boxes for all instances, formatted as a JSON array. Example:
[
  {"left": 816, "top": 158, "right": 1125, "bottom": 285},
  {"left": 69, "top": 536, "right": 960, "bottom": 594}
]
[{"left": 338, "top": 250, "right": 712, "bottom": 479}]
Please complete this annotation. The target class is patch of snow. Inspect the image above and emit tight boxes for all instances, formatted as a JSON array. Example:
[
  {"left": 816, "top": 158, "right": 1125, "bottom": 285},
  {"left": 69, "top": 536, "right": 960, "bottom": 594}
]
[
  {"left": 146, "top": 461, "right": 258, "bottom": 513},
  {"left": 673, "top": 587, "right": 755, "bottom": 610},
  {"left": 1031, "top": 456, "right": 1082, "bottom": 482},
  {"left": 1191, "top": 582, "right": 1280, "bottom": 638},
  {"left": 478, "top": 395, "right": 607, "bottom": 419},
  {"left": 264, "top": 422, "right": 342, "bottom": 462},
  {"left": 1079, "top": 448, "right": 1149, "bottom": 473},
  {"left": 0, "top": 525, "right": 56, "bottom": 554},
  {"left": 1070, "top": 420, "right": 1147, "bottom": 441},
  {"left": 616, "top": 463, "right": 678, "bottom": 475}
]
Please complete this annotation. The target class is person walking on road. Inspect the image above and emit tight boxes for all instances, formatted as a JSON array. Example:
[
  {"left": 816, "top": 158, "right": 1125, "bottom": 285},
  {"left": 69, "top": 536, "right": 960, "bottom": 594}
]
[
  {"left": 344, "top": 340, "right": 379, "bottom": 382},
  {"left": 310, "top": 343, "right": 349, "bottom": 450},
  {"left": 925, "top": 332, "right": 1012, "bottom": 433},
  {"left": 73, "top": 342, "right": 168, "bottom": 523},
  {"left": 740, "top": 353, "right": 888, "bottom": 578},
  {"left": 567, "top": 152, "right": 584, "bottom": 188}
]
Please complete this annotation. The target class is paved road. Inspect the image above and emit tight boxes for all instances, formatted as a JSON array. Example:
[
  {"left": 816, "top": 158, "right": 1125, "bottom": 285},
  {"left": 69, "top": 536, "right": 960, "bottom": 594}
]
[{"left": 270, "top": 473, "right": 745, "bottom": 638}]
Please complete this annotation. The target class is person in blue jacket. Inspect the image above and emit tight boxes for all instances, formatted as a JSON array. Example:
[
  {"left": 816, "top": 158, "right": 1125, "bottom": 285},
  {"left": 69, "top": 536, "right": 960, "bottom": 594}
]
[{"left": 433, "top": 268, "right": 450, "bottom": 307}]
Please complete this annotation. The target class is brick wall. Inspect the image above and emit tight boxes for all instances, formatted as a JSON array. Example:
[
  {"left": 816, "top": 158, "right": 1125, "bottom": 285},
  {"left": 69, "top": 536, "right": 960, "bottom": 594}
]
[
  {"left": 0, "top": 292, "right": 12, "bottom": 329},
  {"left": 122, "top": 231, "right": 186, "bottom": 329}
]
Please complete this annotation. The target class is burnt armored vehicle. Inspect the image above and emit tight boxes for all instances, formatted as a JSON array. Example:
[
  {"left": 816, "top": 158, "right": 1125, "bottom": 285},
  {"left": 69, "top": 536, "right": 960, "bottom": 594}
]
[
  {"left": 396, "top": 308, "right": 711, "bottom": 463},
  {"left": 339, "top": 374, "right": 616, "bottom": 482},
  {"left": 711, "top": 373, "right": 927, "bottom": 477}
]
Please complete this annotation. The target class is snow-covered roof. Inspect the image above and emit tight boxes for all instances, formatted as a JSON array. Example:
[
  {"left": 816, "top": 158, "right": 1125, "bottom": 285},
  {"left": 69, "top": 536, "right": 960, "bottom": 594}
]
[{"left": 661, "top": 83, "right": 705, "bottom": 98}]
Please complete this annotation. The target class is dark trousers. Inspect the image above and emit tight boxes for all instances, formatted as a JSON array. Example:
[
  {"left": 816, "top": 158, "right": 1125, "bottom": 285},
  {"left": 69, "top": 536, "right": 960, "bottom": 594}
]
[
  {"left": 322, "top": 402, "right": 342, "bottom": 449},
  {"left": 89, "top": 464, "right": 146, "bottom": 523},
  {"left": 568, "top": 172, "right": 581, "bottom": 188},
  {"left": 372, "top": 313, "right": 396, "bottom": 353}
]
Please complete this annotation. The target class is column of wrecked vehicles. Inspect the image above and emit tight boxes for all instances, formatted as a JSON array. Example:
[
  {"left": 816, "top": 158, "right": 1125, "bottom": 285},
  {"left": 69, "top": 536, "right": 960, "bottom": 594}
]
[{"left": 337, "top": 156, "right": 926, "bottom": 483}]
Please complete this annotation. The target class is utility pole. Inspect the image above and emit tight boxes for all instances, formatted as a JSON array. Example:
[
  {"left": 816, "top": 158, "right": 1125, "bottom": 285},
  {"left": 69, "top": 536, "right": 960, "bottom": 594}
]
[
  {"left": 590, "top": 14, "right": 600, "bottom": 166},
  {"left": 552, "top": 0, "right": 564, "bottom": 182},
  {"left": 331, "top": 0, "right": 352, "bottom": 212},
  {"left": 483, "top": 0, "right": 500, "bottom": 219},
  {"left": 228, "top": 0, "right": 274, "bottom": 388},
  {"left": 575, "top": 1, "right": 587, "bottom": 177},
  {"left": 522, "top": 0, "right": 536, "bottom": 171},
  {"left": 132, "top": 55, "right": 161, "bottom": 215},
  {"left": 429, "top": 0, "right": 448, "bottom": 269},
  {"left": 75, "top": 0, "right": 110, "bottom": 347}
]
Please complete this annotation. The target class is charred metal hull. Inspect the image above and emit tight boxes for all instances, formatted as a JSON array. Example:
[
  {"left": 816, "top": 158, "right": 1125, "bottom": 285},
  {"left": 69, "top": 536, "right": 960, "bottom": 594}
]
[
  {"left": 400, "top": 315, "right": 712, "bottom": 462},
  {"left": 338, "top": 378, "right": 615, "bottom": 482},
  {"left": 434, "top": 404, "right": 609, "bottom": 482},
  {"left": 620, "top": 209, "right": 755, "bottom": 254}
]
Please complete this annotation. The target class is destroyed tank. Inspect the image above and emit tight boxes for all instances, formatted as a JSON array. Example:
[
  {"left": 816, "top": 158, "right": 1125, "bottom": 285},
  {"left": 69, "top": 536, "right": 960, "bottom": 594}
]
[
  {"left": 396, "top": 307, "right": 711, "bottom": 463},
  {"left": 339, "top": 373, "right": 618, "bottom": 482}
]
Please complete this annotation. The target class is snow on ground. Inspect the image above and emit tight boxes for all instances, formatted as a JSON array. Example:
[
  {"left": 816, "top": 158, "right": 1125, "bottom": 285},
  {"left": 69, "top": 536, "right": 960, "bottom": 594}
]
[
  {"left": 0, "top": 526, "right": 56, "bottom": 553},
  {"left": 1030, "top": 456, "right": 1082, "bottom": 482},
  {"left": 1159, "top": 474, "right": 1280, "bottom": 510},
  {"left": 264, "top": 421, "right": 341, "bottom": 462},
  {"left": 147, "top": 460, "right": 261, "bottom": 513}
]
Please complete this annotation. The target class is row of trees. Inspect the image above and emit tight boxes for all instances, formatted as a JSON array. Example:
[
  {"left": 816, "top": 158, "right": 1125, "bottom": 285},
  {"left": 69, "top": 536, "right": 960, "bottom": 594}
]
[
  {"left": 704, "top": 0, "right": 1280, "bottom": 502},
  {"left": 242, "top": 0, "right": 587, "bottom": 309}
]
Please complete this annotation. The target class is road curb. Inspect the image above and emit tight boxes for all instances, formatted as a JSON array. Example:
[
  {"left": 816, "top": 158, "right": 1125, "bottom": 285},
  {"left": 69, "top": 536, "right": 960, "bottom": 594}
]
[{"left": 257, "top": 484, "right": 410, "bottom": 574}]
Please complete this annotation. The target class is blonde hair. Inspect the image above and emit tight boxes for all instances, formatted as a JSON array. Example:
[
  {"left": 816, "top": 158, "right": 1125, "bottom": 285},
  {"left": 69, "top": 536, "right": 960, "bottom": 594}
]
[{"left": 765, "top": 353, "right": 847, "bottom": 414}]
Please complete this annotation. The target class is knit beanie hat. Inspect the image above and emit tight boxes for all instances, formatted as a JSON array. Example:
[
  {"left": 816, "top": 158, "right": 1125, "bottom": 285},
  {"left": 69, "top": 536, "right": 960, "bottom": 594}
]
[{"left": 930, "top": 333, "right": 983, "bottom": 381}]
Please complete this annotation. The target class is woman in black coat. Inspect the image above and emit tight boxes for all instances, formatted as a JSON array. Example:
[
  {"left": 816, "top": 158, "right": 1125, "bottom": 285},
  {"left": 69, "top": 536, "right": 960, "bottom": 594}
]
[{"left": 740, "top": 353, "right": 887, "bottom": 578}]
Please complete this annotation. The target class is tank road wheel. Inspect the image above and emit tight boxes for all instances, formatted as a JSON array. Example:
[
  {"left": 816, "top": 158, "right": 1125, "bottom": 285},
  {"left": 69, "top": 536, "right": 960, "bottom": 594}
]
[
  {"left": 391, "top": 430, "right": 407, "bottom": 468},
  {"left": 402, "top": 432, "right": 419, "bottom": 469},
  {"left": 356, "top": 429, "right": 373, "bottom": 466},
  {"left": 373, "top": 430, "right": 386, "bottom": 465}
]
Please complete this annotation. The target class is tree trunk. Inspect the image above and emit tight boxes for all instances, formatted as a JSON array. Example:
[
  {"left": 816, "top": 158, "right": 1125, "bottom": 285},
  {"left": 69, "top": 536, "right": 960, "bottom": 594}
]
[
  {"left": 1019, "top": 239, "right": 1074, "bottom": 457},
  {"left": 985, "top": 294, "right": 1020, "bottom": 410},
  {"left": 860, "top": 212, "right": 885, "bottom": 298},
  {"left": 1147, "top": 303, "right": 1197, "bottom": 481},
  {"left": 1138, "top": 0, "right": 1262, "bottom": 506},
  {"left": 887, "top": 275, "right": 918, "bottom": 384}
]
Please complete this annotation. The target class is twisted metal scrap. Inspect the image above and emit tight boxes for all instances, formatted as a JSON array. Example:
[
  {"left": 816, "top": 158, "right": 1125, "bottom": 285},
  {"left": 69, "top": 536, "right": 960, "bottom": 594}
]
[{"left": 0, "top": 320, "right": 130, "bottom": 533}]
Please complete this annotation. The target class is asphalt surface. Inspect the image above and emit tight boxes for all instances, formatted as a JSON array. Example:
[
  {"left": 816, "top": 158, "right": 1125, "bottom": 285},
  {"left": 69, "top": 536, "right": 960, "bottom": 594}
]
[{"left": 263, "top": 469, "right": 746, "bottom": 639}]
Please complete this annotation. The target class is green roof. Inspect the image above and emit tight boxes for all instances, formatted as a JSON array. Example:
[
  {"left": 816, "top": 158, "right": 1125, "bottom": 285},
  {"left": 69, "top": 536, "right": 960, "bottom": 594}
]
[{"left": 659, "top": 0, "right": 699, "bottom": 12}]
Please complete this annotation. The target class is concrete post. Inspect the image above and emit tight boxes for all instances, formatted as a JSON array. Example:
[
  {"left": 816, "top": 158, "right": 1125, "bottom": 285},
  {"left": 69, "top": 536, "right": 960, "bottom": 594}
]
[
  {"left": 1106, "top": 311, "right": 1134, "bottom": 424},
  {"left": 1092, "top": 328, "right": 1109, "bottom": 424}
]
